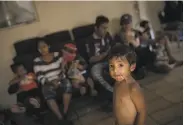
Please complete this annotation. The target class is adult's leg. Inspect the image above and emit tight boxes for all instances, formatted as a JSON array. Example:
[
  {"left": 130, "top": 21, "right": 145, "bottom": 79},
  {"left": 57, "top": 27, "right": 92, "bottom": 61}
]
[
  {"left": 87, "top": 77, "right": 98, "bottom": 96},
  {"left": 155, "top": 35, "right": 182, "bottom": 67},
  {"left": 156, "top": 33, "right": 178, "bottom": 62},
  {"left": 163, "top": 36, "right": 182, "bottom": 66},
  {"left": 60, "top": 78, "right": 72, "bottom": 117},
  {"left": 91, "top": 63, "right": 113, "bottom": 92},
  {"left": 162, "top": 35, "right": 177, "bottom": 62},
  {"left": 83, "top": 69, "right": 97, "bottom": 96},
  {"left": 164, "top": 30, "right": 181, "bottom": 48},
  {"left": 46, "top": 99, "right": 63, "bottom": 120},
  {"left": 42, "top": 85, "right": 63, "bottom": 120},
  {"left": 153, "top": 61, "right": 172, "bottom": 74},
  {"left": 63, "top": 94, "right": 71, "bottom": 116}
]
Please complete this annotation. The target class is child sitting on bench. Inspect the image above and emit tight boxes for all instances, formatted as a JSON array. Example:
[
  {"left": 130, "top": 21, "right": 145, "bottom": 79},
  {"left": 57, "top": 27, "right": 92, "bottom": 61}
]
[
  {"left": 62, "top": 43, "right": 97, "bottom": 96},
  {"left": 8, "top": 63, "right": 42, "bottom": 108},
  {"left": 8, "top": 63, "right": 47, "bottom": 125}
]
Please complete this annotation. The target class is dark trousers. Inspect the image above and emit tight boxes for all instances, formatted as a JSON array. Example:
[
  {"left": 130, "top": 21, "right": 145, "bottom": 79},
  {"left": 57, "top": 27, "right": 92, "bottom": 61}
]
[{"left": 134, "top": 46, "right": 156, "bottom": 72}]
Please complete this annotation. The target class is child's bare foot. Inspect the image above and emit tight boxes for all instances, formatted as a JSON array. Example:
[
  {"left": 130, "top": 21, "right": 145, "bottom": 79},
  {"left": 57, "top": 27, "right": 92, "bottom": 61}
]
[
  {"left": 80, "top": 87, "right": 86, "bottom": 96},
  {"left": 168, "top": 60, "right": 183, "bottom": 69},
  {"left": 29, "top": 98, "right": 40, "bottom": 108},
  {"left": 168, "top": 63, "right": 175, "bottom": 69},
  {"left": 11, "top": 104, "right": 26, "bottom": 113}
]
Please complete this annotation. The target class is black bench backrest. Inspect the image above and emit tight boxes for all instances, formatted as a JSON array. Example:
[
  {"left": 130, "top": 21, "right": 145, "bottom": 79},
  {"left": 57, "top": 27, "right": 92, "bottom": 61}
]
[
  {"left": 45, "top": 30, "right": 72, "bottom": 52},
  {"left": 12, "top": 30, "right": 72, "bottom": 72},
  {"left": 72, "top": 24, "right": 94, "bottom": 62},
  {"left": 14, "top": 37, "right": 39, "bottom": 56}
]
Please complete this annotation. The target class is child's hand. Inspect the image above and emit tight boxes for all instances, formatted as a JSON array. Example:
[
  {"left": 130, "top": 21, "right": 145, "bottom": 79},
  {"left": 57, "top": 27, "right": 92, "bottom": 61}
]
[
  {"left": 9, "top": 77, "right": 22, "bottom": 85},
  {"left": 74, "top": 60, "right": 79, "bottom": 67}
]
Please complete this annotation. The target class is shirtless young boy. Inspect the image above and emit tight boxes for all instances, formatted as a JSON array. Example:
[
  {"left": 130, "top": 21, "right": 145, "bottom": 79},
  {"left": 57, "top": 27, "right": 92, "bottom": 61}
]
[{"left": 108, "top": 44, "right": 146, "bottom": 125}]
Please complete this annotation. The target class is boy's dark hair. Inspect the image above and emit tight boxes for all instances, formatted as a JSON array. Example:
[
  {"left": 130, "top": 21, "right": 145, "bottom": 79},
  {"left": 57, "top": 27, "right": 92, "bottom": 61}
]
[
  {"left": 95, "top": 15, "right": 109, "bottom": 28},
  {"left": 109, "top": 44, "right": 136, "bottom": 65},
  {"left": 10, "top": 63, "right": 24, "bottom": 73}
]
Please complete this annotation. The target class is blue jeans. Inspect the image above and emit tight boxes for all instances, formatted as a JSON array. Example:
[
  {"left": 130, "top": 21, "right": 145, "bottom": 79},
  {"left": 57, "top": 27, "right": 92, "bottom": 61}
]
[
  {"left": 90, "top": 62, "right": 113, "bottom": 92},
  {"left": 42, "top": 78, "right": 72, "bottom": 100}
]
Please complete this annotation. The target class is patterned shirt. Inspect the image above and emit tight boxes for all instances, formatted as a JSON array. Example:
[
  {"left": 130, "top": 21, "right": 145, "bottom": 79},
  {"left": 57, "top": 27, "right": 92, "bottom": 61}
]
[
  {"left": 33, "top": 52, "right": 63, "bottom": 85},
  {"left": 85, "top": 32, "right": 113, "bottom": 64}
]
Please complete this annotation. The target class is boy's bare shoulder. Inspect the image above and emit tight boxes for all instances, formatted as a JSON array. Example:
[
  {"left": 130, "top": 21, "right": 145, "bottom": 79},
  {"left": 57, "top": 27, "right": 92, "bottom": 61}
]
[{"left": 129, "top": 81, "right": 141, "bottom": 92}]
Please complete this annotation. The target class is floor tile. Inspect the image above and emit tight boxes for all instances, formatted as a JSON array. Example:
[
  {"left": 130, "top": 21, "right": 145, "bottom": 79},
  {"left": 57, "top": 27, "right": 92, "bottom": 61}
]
[
  {"left": 145, "top": 116, "right": 158, "bottom": 125},
  {"left": 139, "top": 73, "right": 164, "bottom": 86},
  {"left": 143, "top": 89, "right": 160, "bottom": 102},
  {"left": 164, "top": 76, "right": 183, "bottom": 88},
  {"left": 151, "top": 103, "right": 182, "bottom": 125},
  {"left": 163, "top": 73, "right": 182, "bottom": 85},
  {"left": 155, "top": 84, "right": 180, "bottom": 96},
  {"left": 166, "top": 117, "right": 183, "bottom": 125},
  {"left": 144, "top": 80, "right": 170, "bottom": 90},
  {"left": 96, "top": 116, "right": 114, "bottom": 125},
  {"left": 79, "top": 110, "right": 110, "bottom": 125},
  {"left": 162, "top": 89, "right": 182, "bottom": 103},
  {"left": 147, "top": 97, "right": 172, "bottom": 114}
]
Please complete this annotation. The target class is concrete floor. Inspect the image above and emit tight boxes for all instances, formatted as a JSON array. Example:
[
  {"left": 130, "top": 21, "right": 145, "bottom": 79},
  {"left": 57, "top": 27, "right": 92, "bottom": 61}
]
[{"left": 74, "top": 42, "right": 183, "bottom": 125}]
